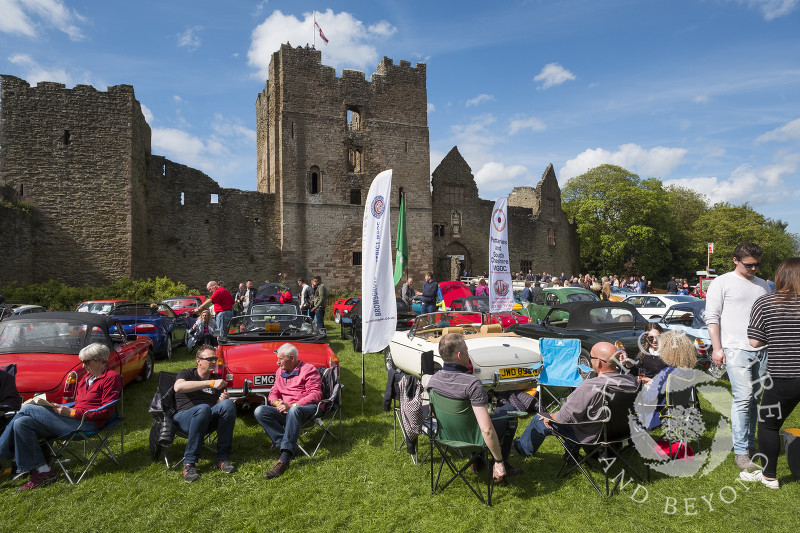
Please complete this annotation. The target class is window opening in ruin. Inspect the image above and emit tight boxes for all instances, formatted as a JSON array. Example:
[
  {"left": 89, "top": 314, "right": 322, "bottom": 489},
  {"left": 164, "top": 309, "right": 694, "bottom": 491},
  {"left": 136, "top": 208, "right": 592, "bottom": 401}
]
[
  {"left": 350, "top": 189, "right": 361, "bottom": 205},
  {"left": 546, "top": 197, "right": 556, "bottom": 214},
  {"left": 442, "top": 185, "right": 464, "bottom": 205},
  {"left": 521, "top": 260, "right": 533, "bottom": 273},
  {"left": 180, "top": 192, "right": 185, "bottom": 206},
  {"left": 254, "top": 217, "right": 260, "bottom": 224},
  {"left": 347, "top": 148, "right": 363, "bottom": 173},
  {"left": 162, "top": 164, "right": 166, "bottom": 176},
  {"left": 19, "top": 184, "right": 24, "bottom": 197},
  {"left": 308, "top": 165, "right": 322, "bottom": 194},
  {"left": 210, "top": 193, "right": 219, "bottom": 204},
  {"left": 548, "top": 228, "right": 556, "bottom": 246},
  {"left": 63, "top": 130, "right": 71, "bottom": 145},
  {"left": 346, "top": 107, "right": 362, "bottom": 132},
  {"left": 291, "top": 122, "right": 294, "bottom": 138},
  {"left": 352, "top": 251, "right": 362, "bottom": 266},
  {"left": 433, "top": 224, "right": 446, "bottom": 237},
  {"left": 405, "top": 141, "right": 408, "bottom": 153}
]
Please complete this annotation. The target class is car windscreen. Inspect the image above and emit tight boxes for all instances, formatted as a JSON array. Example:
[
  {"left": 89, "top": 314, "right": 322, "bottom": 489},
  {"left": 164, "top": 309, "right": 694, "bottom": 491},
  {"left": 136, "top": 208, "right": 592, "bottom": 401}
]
[
  {"left": 567, "top": 292, "right": 599, "bottom": 302},
  {"left": 668, "top": 296, "right": 698, "bottom": 303},
  {"left": 587, "top": 307, "right": 638, "bottom": 325},
  {"left": 77, "top": 302, "right": 115, "bottom": 313},
  {"left": 163, "top": 299, "right": 198, "bottom": 308},
  {"left": 225, "top": 313, "right": 317, "bottom": 338},
  {"left": 250, "top": 304, "right": 297, "bottom": 315},
  {"left": 0, "top": 319, "right": 98, "bottom": 354}
]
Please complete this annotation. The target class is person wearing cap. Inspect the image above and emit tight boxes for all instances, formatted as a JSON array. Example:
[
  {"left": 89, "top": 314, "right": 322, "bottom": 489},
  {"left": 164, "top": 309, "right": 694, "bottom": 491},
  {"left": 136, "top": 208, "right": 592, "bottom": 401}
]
[
  {"left": 254, "top": 343, "right": 322, "bottom": 479},
  {"left": 514, "top": 341, "right": 638, "bottom": 458}
]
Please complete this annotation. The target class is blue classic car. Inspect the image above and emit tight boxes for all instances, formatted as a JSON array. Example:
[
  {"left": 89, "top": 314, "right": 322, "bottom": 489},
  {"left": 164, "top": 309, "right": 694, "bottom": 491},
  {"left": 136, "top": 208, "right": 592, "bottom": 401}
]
[{"left": 109, "top": 302, "right": 188, "bottom": 360}]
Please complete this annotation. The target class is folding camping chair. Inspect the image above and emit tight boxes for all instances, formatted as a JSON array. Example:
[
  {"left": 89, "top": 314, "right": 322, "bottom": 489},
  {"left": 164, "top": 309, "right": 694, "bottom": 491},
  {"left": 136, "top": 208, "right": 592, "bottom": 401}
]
[
  {"left": 44, "top": 397, "right": 124, "bottom": 484},
  {"left": 648, "top": 370, "right": 700, "bottom": 461},
  {"left": 296, "top": 365, "right": 343, "bottom": 458},
  {"left": 1, "top": 364, "right": 22, "bottom": 433},
  {"left": 148, "top": 371, "right": 218, "bottom": 469},
  {"left": 393, "top": 351, "right": 435, "bottom": 464},
  {"left": 545, "top": 380, "right": 645, "bottom": 496},
  {"left": 534, "top": 338, "right": 590, "bottom": 412},
  {"left": 428, "top": 390, "right": 497, "bottom": 506}
]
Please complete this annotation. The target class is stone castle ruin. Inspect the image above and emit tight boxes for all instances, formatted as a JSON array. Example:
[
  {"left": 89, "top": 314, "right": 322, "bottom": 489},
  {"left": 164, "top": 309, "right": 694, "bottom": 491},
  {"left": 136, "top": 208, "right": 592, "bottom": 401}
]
[{"left": 0, "top": 44, "right": 578, "bottom": 290}]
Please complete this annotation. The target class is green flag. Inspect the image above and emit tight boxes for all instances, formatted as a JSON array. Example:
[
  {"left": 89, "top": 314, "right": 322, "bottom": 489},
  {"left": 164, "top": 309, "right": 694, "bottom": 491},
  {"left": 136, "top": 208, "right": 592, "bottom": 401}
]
[{"left": 394, "top": 193, "right": 408, "bottom": 285}]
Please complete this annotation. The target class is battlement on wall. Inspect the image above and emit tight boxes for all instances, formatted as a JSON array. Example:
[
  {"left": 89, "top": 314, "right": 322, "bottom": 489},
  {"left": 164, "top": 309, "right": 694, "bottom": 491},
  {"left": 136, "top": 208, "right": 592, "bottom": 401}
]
[{"left": 0, "top": 74, "right": 136, "bottom": 98}]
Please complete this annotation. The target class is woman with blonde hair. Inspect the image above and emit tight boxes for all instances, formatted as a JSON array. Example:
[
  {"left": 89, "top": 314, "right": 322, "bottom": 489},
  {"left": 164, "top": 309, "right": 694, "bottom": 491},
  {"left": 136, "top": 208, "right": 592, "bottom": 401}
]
[
  {"left": 188, "top": 309, "right": 217, "bottom": 350},
  {"left": 639, "top": 330, "right": 698, "bottom": 429}
]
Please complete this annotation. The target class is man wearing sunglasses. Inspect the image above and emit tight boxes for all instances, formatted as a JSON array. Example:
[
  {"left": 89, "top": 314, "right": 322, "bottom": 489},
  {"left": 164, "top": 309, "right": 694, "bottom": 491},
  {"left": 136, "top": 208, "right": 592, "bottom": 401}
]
[
  {"left": 705, "top": 242, "right": 770, "bottom": 470},
  {"left": 173, "top": 345, "right": 237, "bottom": 482}
]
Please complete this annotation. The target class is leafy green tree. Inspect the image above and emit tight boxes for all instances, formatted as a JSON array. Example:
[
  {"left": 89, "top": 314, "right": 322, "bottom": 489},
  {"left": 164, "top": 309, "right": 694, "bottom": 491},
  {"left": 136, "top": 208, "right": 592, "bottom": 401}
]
[{"left": 562, "top": 165, "right": 672, "bottom": 277}]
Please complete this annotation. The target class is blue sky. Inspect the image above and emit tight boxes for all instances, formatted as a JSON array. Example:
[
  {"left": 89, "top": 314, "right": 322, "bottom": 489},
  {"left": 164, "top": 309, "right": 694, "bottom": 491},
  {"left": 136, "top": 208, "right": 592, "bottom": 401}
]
[{"left": 2, "top": 0, "right": 799, "bottom": 235}]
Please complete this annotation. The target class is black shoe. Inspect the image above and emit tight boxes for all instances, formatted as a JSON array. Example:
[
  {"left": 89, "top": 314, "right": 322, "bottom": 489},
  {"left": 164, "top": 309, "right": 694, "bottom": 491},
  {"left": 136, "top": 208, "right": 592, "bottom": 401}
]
[
  {"left": 183, "top": 463, "right": 200, "bottom": 483},
  {"left": 217, "top": 460, "right": 236, "bottom": 474}
]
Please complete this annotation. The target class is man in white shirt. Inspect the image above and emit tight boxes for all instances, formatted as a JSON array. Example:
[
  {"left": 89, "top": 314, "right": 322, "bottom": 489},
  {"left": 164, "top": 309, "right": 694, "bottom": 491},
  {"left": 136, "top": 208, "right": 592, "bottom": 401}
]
[{"left": 705, "top": 242, "right": 770, "bottom": 469}]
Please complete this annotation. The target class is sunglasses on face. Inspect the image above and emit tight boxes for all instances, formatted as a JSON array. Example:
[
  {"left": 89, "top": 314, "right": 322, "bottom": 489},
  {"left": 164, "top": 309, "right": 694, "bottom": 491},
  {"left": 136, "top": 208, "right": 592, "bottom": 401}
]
[
  {"left": 739, "top": 261, "right": 761, "bottom": 269},
  {"left": 647, "top": 335, "right": 660, "bottom": 341},
  {"left": 198, "top": 356, "right": 218, "bottom": 362}
]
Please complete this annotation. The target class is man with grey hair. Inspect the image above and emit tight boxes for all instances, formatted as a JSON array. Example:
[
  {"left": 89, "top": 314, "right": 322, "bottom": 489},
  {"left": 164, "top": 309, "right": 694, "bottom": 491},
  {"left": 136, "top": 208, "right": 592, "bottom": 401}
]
[
  {"left": 195, "top": 280, "right": 235, "bottom": 335},
  {"left": 173, "top": 344, "right": 237, "bottom": 482},
  {"left": 0, "top": 342, "right": 122, "bottom": 490},
  {"left": 254, "top": 343, "right": 323, "bottom": 479},
  {"left": 426, "top": 333, "right": 521, "bottom": 481}
]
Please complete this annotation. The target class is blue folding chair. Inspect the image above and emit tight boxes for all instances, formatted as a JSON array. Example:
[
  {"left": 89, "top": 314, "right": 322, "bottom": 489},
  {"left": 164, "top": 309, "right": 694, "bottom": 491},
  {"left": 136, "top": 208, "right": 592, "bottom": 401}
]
[
  {"left": 533, "top": 338, "right": 591, "bottom": 411},
  {"left": 44, "top": 398, "right": 124, "bottom": 484}
]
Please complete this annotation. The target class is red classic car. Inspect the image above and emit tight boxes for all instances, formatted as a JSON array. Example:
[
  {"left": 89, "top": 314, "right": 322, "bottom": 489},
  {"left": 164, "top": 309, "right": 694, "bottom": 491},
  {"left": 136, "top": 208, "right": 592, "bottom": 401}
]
[
  {"left": 161, "top": 297, "right": 202, "bottom": 315},
  {"left": 215, "top": 303, "right": 338, "bottom": 403},
  {"left": 439, "top": 280, "right": 473, "bottom": 309},
  {"left": 448, "top": 295, "right": 531, "bottom": 329},
  {"left": 0, "top": 312, "right": 154, "bottom": 403},
  {"left": 333, "top": 296, "right": 361, "bottom": 324}
]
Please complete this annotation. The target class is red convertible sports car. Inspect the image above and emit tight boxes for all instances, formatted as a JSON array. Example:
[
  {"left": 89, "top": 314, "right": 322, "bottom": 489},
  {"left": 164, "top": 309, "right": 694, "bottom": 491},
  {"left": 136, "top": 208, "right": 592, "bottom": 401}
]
[
  {"left": 0, "top": 312, "right": 154, "bottom": 403},
  {"left": 448, "top": 295, "right": 530, "bottom": 329},
  {"left": 333, "top": 296, "right": 361, "bottom": 324},
  {"left": 214, "top": 303, "right": 339, "bottom": 403}
]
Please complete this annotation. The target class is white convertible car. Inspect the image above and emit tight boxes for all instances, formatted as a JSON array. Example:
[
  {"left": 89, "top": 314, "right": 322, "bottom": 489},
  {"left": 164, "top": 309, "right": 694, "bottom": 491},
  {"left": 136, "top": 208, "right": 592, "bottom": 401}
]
[{"left": 384, "top": 311, "right": 543, "bottom": 393}]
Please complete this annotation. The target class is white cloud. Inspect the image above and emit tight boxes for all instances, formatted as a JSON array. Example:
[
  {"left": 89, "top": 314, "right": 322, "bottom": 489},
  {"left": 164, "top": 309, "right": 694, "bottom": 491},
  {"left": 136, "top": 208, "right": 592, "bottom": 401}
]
[
  {"left": 474, "top": 162, "right": 528, "bottom": 187},
  {"left": 152, "top": 127, "right": 238, "bottom": 178},
  {"left": 8, "top": 52, "right": 94, "bottom": 86},
  {"left": 729, "top": 0, "right": 799, "bottom": 20},
  {"left": 247, "top": 9, "right": 396, "bottom": 79},
  {"left": 533, "top": 63, "right": 576, "bottom": 90},
  {"left": 427, "top": 102, "right": 435, "bottom": 113},
  {"left": 560, "top": 143, "right": 688, "bottom": 180},
  {"left": 140, "top": 103, "right": 153, "bottom": 124},
  {"left": 693, "top": 93, "right": 710, "bottom": 104},
  {"left": 755, "top": 117, "right": 800, "bottom": 144},
  {"left": 663, "top": 154, "right": 800, "bottom": 205},
  {"left": 509, "top": 116, "right": 546, "bottom": 135},
  {"left": 178, "top": 25, "right": 204, "bottom": 51},
  {"left": 0, "top": 0, "right": 85, "bottom": 40},
  {"left": 212, "top": 114, "right": 256, "bottom": 145},
  {"left": 465, "top": 93, "right": 494, "bottom": 107}
]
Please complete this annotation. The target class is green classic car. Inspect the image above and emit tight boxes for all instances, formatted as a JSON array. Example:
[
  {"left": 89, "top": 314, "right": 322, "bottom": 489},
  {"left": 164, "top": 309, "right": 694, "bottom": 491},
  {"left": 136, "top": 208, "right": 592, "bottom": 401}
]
[{"left": 520, "top": 287, "right": 599, "bottom": 321}]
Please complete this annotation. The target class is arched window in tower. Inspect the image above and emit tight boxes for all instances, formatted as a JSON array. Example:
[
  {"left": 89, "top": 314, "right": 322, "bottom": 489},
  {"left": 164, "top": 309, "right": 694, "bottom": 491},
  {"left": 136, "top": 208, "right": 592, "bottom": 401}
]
[
  {"left": 347, "top": 149, "right": 363, "bottom": 174},
  {"left": 547, "top": 228, "right": 556, "bottom": 246},
  {"left": 346, "top": 106, "right": 362, "bottom": 132},
  {"left": 309, "top": 165, "right": 322, "bottom": 194}
]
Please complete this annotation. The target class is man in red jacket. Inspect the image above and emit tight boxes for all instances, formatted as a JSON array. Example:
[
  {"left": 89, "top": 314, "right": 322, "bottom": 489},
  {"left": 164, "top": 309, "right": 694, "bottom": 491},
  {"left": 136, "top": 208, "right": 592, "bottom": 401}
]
[{"left": 254, "top": 343, "right": 322, "bottom": 479}]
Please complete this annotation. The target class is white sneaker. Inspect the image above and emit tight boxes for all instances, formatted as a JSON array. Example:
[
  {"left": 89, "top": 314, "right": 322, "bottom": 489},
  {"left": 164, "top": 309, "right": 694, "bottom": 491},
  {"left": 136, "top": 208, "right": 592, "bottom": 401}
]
[{"left": 739, "top": 470, "right": 780, "bottom": 489}]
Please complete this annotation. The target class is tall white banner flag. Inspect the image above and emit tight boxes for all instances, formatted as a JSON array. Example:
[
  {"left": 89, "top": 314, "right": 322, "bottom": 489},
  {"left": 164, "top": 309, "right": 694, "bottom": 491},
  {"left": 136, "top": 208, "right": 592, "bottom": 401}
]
[
  {"left": 489, "top": 197, "right": 514, "bottom": 312},
  {"left": 361, "top": 169, "right": 397, "bottom": 353}
]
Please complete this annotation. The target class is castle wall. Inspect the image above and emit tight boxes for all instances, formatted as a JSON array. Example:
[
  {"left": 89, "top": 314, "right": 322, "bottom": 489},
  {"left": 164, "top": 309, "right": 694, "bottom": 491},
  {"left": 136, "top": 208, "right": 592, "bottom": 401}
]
[
  {"left": 258, "top": 45, "right": 433, "bottom": 289},
  {"left": 141, "top": 156, "right": 281, "bottom": 290},
  {"left": 0, "top": 75, "right": 143, "bottom": 285},
  {"left": 0, "top": 203, "right": 34, "bottom": 284}
]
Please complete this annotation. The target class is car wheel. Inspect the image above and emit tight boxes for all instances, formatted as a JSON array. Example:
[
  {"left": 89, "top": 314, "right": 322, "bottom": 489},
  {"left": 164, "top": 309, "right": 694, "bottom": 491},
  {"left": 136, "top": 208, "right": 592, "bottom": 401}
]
[
  {"left": 384, "top": 346, "right": 396, "bottom": 372},
  {"left": 578, "top": 349, "right": 594, "bottom": 380},
  {"left": 164, "top": 337, "right": 173, "bottom": 360},
  {"left": 334, "top": 310, "right": 341, "bottom": 324},
  {"left": 137, "top": 349, "right": 154, "bottom": 382},
  {"left": 181, "top": 329, "right": 188, "bottom": 347}
]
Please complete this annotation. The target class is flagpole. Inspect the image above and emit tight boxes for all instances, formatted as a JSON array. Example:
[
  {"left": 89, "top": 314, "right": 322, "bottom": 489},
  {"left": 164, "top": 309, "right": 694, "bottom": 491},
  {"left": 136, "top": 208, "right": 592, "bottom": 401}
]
[{"left": 313, "top": 11, "right": 316, "bottom": 48}]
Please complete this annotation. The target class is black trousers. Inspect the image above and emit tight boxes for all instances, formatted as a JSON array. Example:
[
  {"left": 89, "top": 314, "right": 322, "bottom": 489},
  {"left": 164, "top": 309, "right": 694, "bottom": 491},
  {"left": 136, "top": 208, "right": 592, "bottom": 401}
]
[{"left": 757, "top": 377, "right": 800, "bottom": 478}]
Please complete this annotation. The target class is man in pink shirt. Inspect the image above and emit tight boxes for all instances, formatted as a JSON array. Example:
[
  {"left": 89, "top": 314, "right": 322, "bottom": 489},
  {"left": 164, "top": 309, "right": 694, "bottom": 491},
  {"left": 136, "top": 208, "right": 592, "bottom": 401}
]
[{"left": 254, "top": 343, "right": 322, "bottom": 479}]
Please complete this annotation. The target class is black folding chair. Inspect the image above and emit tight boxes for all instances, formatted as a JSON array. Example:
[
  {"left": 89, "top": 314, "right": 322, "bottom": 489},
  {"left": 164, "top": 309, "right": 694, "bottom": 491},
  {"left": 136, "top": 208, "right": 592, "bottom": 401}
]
[
  {"left": 296, "top": 366, "right": 343, "bottom": 458},
  {"left": 44, "top": 397, "right": 124, "bottom": 484},
  {"left": 148, "top": 371, "right": 217, "bottom": 469},
  {"left": 545, "top": 381, "right": 645, "bottom": 496},
  {"left": 1, "top": 364, "right": 22, "bottom": 434}
]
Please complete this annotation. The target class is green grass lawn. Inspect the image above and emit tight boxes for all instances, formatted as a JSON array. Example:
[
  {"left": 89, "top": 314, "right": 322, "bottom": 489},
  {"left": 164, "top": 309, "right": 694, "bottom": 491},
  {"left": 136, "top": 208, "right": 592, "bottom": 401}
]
[{"left": 2, "top": 319, "right": 798, "bottom": 533}]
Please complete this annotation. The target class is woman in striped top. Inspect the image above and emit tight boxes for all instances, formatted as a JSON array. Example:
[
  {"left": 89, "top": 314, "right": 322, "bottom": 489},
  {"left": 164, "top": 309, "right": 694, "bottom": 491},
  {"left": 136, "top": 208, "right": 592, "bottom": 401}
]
[{"left": 741, "top": 257, "right": 800, "bottom": 489}]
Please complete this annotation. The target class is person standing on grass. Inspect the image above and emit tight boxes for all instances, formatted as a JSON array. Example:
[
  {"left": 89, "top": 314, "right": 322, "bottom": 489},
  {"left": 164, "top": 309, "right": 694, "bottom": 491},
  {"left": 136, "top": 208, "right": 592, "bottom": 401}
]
[
  {"left": 740, "top": 258, "right": 800, "bottom": 489},
  {"left": 705, "top": 242, "right": 770, "bottom": 470},
  {"left": 195, "top": 280, "right": 235, "bottom": 336},
  {"left": 310, "top": 276, "right": 328, "bottom": 331}
]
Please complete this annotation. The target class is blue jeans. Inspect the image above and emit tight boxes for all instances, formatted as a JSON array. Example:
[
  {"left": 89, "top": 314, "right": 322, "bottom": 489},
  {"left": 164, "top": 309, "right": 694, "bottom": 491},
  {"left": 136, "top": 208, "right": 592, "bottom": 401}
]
[
  {"left": 215, "top": 310, "right": 233, "bottom": 336},
  {"left": 173, "top": 400, "right": 236, "bottom": 464},
  {"left": 492, "top": 404, "right": 520, "bottom": 461},
  {"left": 726, "top": 347, "right": 768, "bottom": 454},
  {"left": 314, "top": 307, "right": 326, "bottom": 331},
  {"left": 423, "top": 302, "right": 437, "bottom": 314},
  {"left": 516, "top": 415, "right": 578, "bottom": 457},
  {"left": 253, "top": 404, "right": 318, "bottom": 453},
  {"left": 0, "top": 404, "right": 98, "bottom": 473}
]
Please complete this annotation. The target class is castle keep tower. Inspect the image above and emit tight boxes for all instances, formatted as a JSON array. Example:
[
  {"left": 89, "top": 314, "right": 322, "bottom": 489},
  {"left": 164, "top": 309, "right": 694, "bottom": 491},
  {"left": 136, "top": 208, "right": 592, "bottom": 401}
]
[{"left": 256, "top": 44, "right": 433, "bottom": 287}]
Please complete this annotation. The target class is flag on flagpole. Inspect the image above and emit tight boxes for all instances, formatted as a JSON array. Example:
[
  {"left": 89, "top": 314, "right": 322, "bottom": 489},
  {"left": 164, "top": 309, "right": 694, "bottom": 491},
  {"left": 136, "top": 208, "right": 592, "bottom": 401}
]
[
  {"left": 315, "top": 21, "right": 329, "bottom": 44},
  {"left": 489, "top": 197, "right": 514, "bottom": 312},
  {"left": 393, "top": 193, "right": 408, "bottom": 286},
  {"left": 362, "top": 169, "right": 397, "bottom": 354}
]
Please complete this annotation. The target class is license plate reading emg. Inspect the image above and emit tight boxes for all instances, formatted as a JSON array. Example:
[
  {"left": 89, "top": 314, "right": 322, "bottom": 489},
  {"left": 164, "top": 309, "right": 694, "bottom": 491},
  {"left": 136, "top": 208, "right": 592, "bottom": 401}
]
[{"left": 254, "top": 374, "right": 276, "bottom": 386}]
